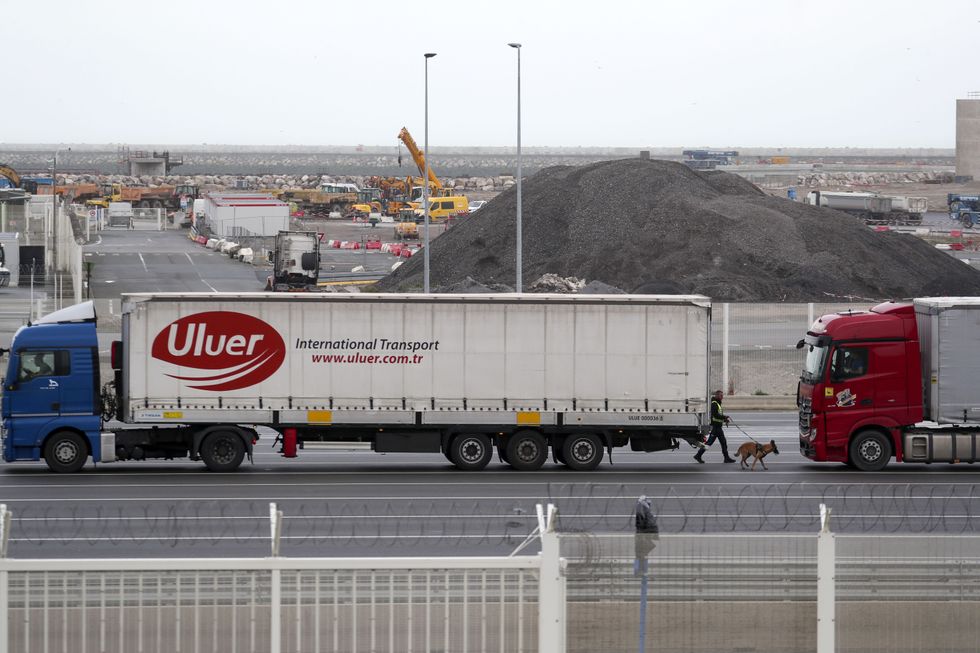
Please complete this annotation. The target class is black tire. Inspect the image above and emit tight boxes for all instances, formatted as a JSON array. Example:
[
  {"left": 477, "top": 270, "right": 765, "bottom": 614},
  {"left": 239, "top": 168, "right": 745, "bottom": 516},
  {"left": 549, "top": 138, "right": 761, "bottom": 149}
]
[
  {"left": 505, "top": 430, "right": 548, "bottom": 471},
  {"left": 848, "top": 430, "right": 891, "bottom": 472},
  {"left": 200, "top": 431, "right": 246, "bottom": 472},
  {"left": 448, "top": 434, "right": 492, "bottom": 471},
  {"left": 44, "top": 431, "right": 87, "bottom": 473},
  {"left": 561, "top": 433, "right": 604, "bottom": 471}
]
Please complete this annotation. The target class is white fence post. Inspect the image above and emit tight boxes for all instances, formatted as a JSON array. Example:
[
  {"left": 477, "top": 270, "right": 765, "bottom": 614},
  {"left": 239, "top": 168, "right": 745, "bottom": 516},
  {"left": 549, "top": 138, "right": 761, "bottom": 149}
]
[
  {"left": 269, "top": 503, "right": 283, "bottom": 653},
  {"left": 537, "top": 503, "right": 564, "bottom": 653},
  {"left": 817, "top": 503, "right": 835, "bottom": 653},
  {"left": 0, "top": 503, "right": 11, "bottom": 653}
]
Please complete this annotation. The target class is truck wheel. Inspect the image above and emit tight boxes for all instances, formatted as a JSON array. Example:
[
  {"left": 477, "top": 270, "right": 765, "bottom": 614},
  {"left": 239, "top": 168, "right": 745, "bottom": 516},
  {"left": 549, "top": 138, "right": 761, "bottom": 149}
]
[
  {"left": 849, "top": 430, "right": 891, "bottom": 472},
  {"left": 200, "top": 431, "right": 246, "bottom": 472},
  {"left": 44, "top": 431, "right": 88, "bottom": 473},
  {"left": 561, "top": 433, "right": 604, "bottom": 471},
  {"left": 448, "top": 434, "right": 492, "bottom": 471},
  {"left": 506, "top": 431, "right": 548, "bottom": 471}
]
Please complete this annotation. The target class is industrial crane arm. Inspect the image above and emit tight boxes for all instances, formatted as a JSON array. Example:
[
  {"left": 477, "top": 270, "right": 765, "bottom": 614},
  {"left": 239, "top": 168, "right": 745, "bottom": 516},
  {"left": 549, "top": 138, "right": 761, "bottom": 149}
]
[{"left": 397, "top": 127, "right": 442, "bottom": 190}]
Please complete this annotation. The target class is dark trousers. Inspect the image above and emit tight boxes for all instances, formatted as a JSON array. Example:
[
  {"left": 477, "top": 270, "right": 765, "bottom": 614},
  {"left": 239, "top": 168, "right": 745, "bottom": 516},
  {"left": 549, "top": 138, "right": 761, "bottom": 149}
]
[{"left": 697, "top": 424, "right": 731, "bottom": 459}]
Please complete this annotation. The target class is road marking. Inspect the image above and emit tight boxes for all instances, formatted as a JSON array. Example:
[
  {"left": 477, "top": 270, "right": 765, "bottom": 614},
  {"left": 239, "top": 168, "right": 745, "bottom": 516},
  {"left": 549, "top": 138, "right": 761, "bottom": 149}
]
[
  {"left": 201, "top": 278, "right": 218, "bottom": 291},
  {"left": 185, "top": 252, "right": 196, "bottom": 266},
  {"left": 138, "top": 252, "right": 147, "bottom": 271}
]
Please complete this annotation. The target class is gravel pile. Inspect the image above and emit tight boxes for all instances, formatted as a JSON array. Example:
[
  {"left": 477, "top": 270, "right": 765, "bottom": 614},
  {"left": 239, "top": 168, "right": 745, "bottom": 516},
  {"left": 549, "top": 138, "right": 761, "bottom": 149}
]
[{"left": 377, "top": 159, "right": 980, "bottom": 301}]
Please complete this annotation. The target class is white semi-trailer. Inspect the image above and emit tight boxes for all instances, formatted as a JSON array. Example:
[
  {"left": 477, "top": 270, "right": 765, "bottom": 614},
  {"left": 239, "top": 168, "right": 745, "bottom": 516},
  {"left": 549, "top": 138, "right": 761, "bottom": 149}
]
[
  {"left": 804, "top": 190, "right": 927, "bottom": 225},
  {"left": 2, "top": 293, "right": 711, "bottom": 472}
]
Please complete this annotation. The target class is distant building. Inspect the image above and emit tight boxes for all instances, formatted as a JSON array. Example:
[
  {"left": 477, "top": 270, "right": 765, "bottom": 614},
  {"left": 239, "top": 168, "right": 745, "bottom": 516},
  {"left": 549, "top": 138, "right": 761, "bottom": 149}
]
[
  {"left": 956, "top": 98, "right": 980, "bottom": 182},
  {"left": 202, "top": 193, "right": 289, "bottom": 238},
  {"left": 120, "top": 148, "right": 184, "bottom": 177}
]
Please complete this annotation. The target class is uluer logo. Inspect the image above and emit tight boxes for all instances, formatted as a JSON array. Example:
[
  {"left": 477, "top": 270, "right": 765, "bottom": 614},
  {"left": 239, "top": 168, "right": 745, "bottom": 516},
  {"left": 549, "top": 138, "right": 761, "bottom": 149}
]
[{"left": 151, "top": 311, "right": 285, "bottom": 391}]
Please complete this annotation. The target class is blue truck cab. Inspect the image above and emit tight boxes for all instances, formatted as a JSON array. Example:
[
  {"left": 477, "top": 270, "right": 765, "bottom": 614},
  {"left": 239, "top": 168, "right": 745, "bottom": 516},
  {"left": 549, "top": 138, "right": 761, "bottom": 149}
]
[{"left": 1, "top": 301, "right": 105, "bottom": 472}]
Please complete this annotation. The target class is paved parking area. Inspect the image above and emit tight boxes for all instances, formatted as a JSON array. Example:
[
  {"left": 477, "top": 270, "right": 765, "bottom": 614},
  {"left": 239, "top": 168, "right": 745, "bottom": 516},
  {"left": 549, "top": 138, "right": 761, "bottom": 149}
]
[{"left": 85, "top": 228, "right": 266, "bottom": 297}]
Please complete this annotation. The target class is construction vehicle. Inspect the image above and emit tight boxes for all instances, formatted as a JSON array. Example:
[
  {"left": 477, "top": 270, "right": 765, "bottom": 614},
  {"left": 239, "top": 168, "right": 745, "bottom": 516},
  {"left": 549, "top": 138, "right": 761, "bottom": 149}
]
[
  {"left": 398, "top": 127, "right": 456, "bottom": 200},
  {"left": 394, "top": 208, "right": 420, "bottom": 240},
  {"left": 1, "top": 293, "right": 710, "bottom": 473},
  {"left": 804, "top": 190, "right": 927, "bottom": 226},
  {"left": 0, "top": 164, "right": 38, "bottom": 194},
  {"left": 948, "top": 194, "right": 980, "bottom": 228},
  {"left": 276, "top": 184, "right": 359, "bottom": 218},
  {"left": 265, "top": 231, "right": 320, "bottom": 291},
  {"left": 86, "top": 183, "right": 199, "bottom": 210}
]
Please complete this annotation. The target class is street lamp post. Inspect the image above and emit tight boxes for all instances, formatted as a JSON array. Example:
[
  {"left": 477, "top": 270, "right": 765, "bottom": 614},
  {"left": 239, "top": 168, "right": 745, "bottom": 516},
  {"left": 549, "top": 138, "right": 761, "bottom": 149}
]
[
  {"left": 508, "top": 43, "right": 522, "bottom": 292},
  {"left": 51, "top": 147, "right": 68, "bottom": 277},
  {"left": 423, "top": 52, "right": 437, "bottom": 293}
]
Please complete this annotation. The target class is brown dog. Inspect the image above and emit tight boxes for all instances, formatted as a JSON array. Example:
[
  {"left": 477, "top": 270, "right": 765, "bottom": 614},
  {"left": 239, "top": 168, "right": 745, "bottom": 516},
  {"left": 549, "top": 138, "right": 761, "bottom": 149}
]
[{"left": 735, "top": 439, "right": 779, "bottom": 470}]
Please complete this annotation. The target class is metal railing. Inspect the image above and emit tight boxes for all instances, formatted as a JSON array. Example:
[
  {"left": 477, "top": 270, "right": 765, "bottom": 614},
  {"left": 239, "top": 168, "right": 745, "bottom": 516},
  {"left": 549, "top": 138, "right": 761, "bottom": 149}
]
[{"left": 2, "top": 502, "right": 980, "bottom": 652}]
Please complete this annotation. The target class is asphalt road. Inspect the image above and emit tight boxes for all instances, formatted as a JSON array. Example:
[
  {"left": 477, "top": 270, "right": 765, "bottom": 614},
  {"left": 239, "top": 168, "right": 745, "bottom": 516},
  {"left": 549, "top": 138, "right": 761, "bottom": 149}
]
[
  {"left": 3, "top": 412, "right": 979, "bottom": 559},
  {"left": 85, "top": 227, "right": 265, "bottom": 297}
]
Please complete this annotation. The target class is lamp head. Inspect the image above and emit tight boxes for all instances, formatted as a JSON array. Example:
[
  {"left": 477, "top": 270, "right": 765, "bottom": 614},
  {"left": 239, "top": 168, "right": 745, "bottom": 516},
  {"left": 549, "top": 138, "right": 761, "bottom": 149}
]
[
  {"left": 424, "top": 52, "right": 437, "bottom": 58},
  {"left": 508, "top": 43, "right": 521, "bottom": 49}
]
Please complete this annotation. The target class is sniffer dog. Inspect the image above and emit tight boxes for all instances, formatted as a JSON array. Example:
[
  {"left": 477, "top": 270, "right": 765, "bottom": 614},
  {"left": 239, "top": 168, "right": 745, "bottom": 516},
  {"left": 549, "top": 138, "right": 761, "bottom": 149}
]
[{"left": 735, "top": 439, "right": 779, "bottom": 471}]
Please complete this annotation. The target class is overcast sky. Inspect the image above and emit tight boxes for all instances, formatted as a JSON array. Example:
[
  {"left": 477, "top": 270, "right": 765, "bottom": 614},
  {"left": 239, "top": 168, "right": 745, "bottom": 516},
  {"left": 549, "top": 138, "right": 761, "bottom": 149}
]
[{"left": 3, "top": 0, "right": 976, "bottom": 148}]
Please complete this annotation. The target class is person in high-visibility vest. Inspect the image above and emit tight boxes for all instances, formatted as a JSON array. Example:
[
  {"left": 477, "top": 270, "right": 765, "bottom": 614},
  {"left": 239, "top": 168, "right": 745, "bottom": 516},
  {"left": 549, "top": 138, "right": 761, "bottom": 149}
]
[{"left": 694, "top": 390, "right": 735, "bottom": 464}]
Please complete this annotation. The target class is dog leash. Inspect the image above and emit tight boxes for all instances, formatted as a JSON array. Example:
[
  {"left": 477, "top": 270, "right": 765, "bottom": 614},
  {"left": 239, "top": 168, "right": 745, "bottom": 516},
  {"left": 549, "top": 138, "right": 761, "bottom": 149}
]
[{"left": 728, "top": 420, "right": 762, "bottom": 446}]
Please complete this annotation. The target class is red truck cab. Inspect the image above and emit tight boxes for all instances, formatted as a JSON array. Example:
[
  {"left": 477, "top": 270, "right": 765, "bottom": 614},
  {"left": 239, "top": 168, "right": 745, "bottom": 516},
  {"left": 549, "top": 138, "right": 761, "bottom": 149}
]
[{"left": 798, "top": 302, "right": 923, "bottom": 470}]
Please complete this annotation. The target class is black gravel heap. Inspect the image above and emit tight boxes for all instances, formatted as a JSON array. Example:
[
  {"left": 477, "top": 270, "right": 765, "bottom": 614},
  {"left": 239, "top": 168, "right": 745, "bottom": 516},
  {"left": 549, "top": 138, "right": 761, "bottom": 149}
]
[{"left": 377, "top": 159, "right": 980, "bottom": 301}]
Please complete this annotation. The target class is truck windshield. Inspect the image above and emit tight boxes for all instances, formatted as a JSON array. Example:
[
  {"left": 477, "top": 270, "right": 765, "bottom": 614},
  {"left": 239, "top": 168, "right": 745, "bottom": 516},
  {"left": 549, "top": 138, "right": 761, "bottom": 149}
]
[{"left": 801, "top": 341, "right": 828, "bottom": 384}]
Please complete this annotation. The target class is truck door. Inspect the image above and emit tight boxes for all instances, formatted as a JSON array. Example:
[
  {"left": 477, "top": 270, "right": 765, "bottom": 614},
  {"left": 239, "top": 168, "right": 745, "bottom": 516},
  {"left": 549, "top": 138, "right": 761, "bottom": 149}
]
[
  {"left": 867, "top": 341, "right": 909, "bottom": 426},
  {"left": 4, "top": 350, "right": 70, "bottom": 448},
  {"left": 822, "top": 346, "right": 873, "bottom": 455},
  {"left": 60, "top": 348, "right": 99, "bottom": 417}
]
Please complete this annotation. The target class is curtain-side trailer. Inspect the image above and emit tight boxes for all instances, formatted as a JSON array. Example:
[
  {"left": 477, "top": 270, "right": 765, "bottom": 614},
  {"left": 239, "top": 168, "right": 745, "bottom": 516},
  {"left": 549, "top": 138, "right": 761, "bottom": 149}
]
[{"left": 2, "top": 293, "right": 712, "bottom": 473}]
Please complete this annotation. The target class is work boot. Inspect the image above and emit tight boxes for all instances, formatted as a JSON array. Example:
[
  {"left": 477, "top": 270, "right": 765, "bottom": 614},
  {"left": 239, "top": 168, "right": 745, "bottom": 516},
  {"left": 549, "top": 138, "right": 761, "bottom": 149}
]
[
  {"left": 693, "top": 453, "right": 704, "bottom": 464},
  {"left": 723, "top": 457, "right": 735, "bottom": 463}
]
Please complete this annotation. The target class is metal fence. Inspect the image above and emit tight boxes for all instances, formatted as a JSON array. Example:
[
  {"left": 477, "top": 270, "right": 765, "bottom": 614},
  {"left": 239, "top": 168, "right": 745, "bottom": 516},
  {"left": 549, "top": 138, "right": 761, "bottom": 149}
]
[
  {"left": 711, "top": 301, "right": 862, "bottom": 395},
  {"left": 3, "top": 504, "right": 980, "bottom": 653},
  {"left": 1, "top": 560, "right": 540, "bottom": 653}
]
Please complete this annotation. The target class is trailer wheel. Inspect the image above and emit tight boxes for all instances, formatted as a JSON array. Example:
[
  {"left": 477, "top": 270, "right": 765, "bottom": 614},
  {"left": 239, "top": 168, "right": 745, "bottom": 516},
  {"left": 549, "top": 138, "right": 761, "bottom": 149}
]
[
  {"left": 506, "top": 430, "right": 548, "bottom": 471},
  {"left": 200, "top": 431, "right": 246, "bottom": 472},
  {"left": 448, "top": 434, "right": 492, "bottom": 471},
  {"left": 561, "top": 433, "right": 604, "bottom": 471},
  {"left": 848, "top": 430, "right": 891, "bottom": 472},
  {"left": 44, "top": 431, "right": 87, "bottom": 473}
]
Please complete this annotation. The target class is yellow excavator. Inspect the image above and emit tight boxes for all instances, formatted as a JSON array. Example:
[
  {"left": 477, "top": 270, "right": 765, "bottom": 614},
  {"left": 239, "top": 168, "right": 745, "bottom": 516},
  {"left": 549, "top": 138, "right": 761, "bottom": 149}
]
[{"left": 0, "top": 164, "right": 23, "bottom": 189}]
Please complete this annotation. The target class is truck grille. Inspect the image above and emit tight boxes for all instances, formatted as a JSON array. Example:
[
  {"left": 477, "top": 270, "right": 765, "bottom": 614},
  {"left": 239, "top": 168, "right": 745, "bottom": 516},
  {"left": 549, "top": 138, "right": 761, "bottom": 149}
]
[{"left": 799, "top": 396, "right": 812, "bottom": 437}]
